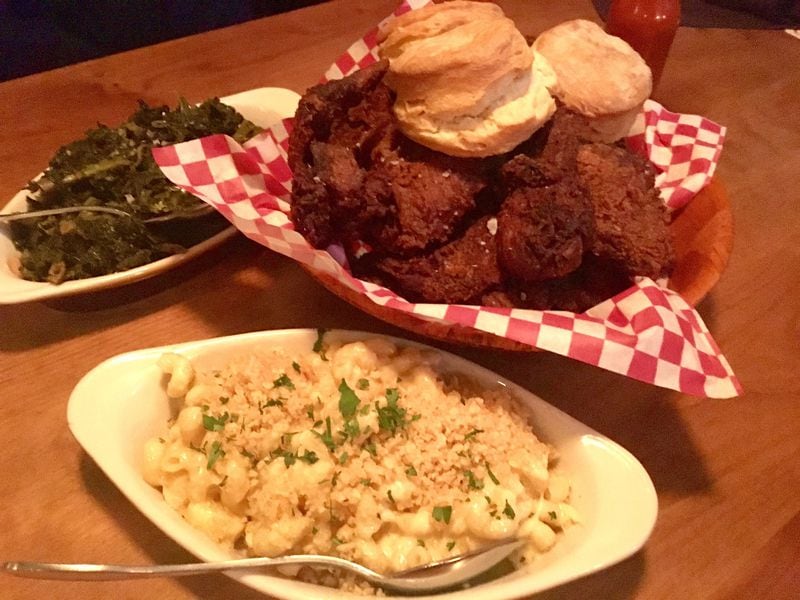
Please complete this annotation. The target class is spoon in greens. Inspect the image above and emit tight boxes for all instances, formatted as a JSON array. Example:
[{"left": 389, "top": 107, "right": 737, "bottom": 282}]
[
  {"left": 2, "top": 538, "right": 524, "bottom": 593},
  {"left": 0, "top": 204, "right": 215, "bottom": 224}
]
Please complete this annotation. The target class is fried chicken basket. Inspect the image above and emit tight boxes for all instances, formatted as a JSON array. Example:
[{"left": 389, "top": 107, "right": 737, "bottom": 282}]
[{"left": 154, "top": 0, "right": 739, "bottom": 398}]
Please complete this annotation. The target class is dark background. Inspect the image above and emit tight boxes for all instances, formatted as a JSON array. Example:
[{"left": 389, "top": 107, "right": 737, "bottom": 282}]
[
  {"left": 1, "top": 0, "right": 798, "bottom": 83},
  {"left": 0, "top": 0, "right": 325, "bottom": 81}
]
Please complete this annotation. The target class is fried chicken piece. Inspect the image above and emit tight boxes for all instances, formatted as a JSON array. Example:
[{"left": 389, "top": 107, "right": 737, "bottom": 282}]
[
  {"left": 494, "top": 111, "right": 595, "bottom": 283},
  {"left": 361, "top": 138, "right": 486, "bottom": 255},
  {"left": 482, "top": 254, "right": 632, "bottom": 312},
  {"left": 289, "top": 60, "right": 486, "bottom": 254},
  {"left": 576, "top": 143, "right": 674, "bottom": 279},
  {"left": 309, "top": 142, "right": 364, "bottom": 200},
  {"left": 496, "top": 177, "right": 594, "bottom": 282},
  {"left": 369, "top": 216, "right": 501, "bottom": 303},
  {"left": 288, "top": 60, "right": 391, "bottom": 168},
  {"left": 289, "top": 61, "right": 392, "bottom": 248},
  {"left": 504, "top": 108, "right": 591, "bottom": 188}
]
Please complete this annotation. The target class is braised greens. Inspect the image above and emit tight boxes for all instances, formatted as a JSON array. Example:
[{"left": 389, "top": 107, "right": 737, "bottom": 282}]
[{"left": 9, "top": 98, "right": 261, "bottom": 283}]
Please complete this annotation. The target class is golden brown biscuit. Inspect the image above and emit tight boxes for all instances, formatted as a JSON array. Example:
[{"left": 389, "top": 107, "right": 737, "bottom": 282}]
[
  {"left": 533, "top": 19, "right": 652, "bottom": 142},
  {"left": 378, "top": 1, "right": 555, "bottom": 157}
]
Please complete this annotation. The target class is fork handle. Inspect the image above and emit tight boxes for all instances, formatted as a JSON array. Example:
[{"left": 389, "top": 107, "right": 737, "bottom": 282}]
[
  {"left": 3, "top": 558, "right": 277, "bottom": 580},
  {"left": 2, "top": 554, "right": 379, "bottom": 582}
]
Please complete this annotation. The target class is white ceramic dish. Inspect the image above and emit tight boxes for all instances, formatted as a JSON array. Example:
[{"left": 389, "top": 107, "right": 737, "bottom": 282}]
[
  {"left": 67, "top": 329, "right": 657, "bottom": 599},
  {"left": 0, "top": 87, "right": 301, "bottom": 304}
]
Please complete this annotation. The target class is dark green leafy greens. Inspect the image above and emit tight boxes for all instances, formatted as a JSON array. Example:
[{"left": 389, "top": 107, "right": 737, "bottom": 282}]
[{"left": 10, "top": 98, "right": 261, "bottom": 283}]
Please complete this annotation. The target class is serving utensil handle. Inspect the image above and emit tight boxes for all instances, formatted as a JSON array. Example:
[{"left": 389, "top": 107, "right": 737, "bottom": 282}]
[
  {"left": 2, "top": 558, "right": 273, "bottom": 580},
  {"left": 4, "top": 560, "right": 211, "bottom": 580},
  {"left": 2, "top": 554, "right": 379, "bottom": 582}
]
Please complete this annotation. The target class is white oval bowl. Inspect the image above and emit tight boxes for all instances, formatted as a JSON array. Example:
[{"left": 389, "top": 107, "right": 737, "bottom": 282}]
[
  {"left": 67, "top": 329, "right": 658, "bottom": 599},
  {"left": 0, "top": 87, "right": 300, "bottom": 304}
]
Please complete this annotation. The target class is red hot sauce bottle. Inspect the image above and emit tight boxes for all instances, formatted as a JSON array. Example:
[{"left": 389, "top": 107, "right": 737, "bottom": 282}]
[{"left": 605, "top": 0, "right": 681, "bottom": 89}]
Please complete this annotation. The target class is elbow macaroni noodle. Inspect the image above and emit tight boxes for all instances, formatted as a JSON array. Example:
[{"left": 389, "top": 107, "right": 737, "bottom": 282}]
[{"left": 143, "top": 337, "right": 577, "bottom": 591}]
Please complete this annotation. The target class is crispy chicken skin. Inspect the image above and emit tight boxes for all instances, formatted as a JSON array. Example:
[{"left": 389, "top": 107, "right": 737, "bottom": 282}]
[
  {"left": 496, "top": 177, "right": 594, "bottom": 282},
  {"left": 494, "top": 108, "right": 595, "bottom": 283},
  {"left": 360, "top": 136, "right": 486, "bottom": 256},
  {"left": 368, "top": 216, "right": 502, "bottom": 304},
  {"left": 506, "top": 107, "right": 590, "bottom": 187},
  {"left": 577, "top": 143, "right": 674, "bottom": 279},
  {"left": 288, "top": 65, "right": 674, "bottom": 311},
  {"left": 482, "top": 254, "right": 632, "bottom": 313}
]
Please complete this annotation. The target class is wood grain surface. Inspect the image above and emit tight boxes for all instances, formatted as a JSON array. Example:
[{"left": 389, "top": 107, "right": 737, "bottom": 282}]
[{"left": 1, "top": 1, "right": 798, "bottom": 599}]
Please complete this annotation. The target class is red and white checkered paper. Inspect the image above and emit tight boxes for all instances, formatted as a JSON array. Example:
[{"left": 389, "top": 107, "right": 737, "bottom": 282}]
[{"left": 154, "top": 1, "right": 740, "bottom": 398}]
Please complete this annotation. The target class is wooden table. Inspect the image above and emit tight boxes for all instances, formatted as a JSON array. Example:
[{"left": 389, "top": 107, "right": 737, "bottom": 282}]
[{"left": 1, "top": 1, "right": 798, "bottom": 598}]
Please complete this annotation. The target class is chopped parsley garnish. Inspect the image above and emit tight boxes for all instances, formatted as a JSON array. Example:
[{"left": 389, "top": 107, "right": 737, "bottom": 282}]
[
  {"left": 312, "top": 416, "right": 336, "bottom": 452},
  {"left": 548, "top": 510, "right": 558, "bottom": 520},
  {"left": 338, "top": 452, "right": 349, "bottom": 465},
  {"left": 206, "top": 441, "right": 225, "bottom": 469},
  {"left": 464, "top": 470, "right": 484, "bottom": 490},
  {"left": 338, "top": 379, "right": 360, "bottom": 417},
  {"left": 503, "top": 500, "right": 516, "bottom": 519},
  {"left": 446, "top": 541, "right": 456, "bottom": 551},
  {"left": 277, "top": 450, "right": 296, "bottom": 466},
  {"left": 272, "top": 373, "right": 295, "bottom": 390},
  {"left": 485, "top": 462, "right": 500, "bottom": 485},
  {"left": 341, "top": 418, "right": 361, "bottom": 441},
  {"left": 363, "top": 441, "right": 377, "bottom": 457},
  {"left": 360, "top": 478, "right": 372, "bottom": 486},
  {"left": 271, "top": 448, "right": 319, "bottom": 467},
  {"left": 292, "top": 361, "right": 301, "bottom": 373},
  {"left": 265, "top": 398, "right": 283, "bottom": 407},
  {"left": 377, "top": 388, "right": 414, "bottom": 435},
  {"left": 405, "top": 465, "right": 418, "bottom": 477},
  {"left": 305, "top": 405, "right": 315, "bottom": 420},
  {"left": 313, "top": 328, "right": 328, "bottom": 360},
  {"left": 387, "top": 489, "right": 395, "bottom": 503},
  {"left": 202, "top": 412, "right": 229, "bottom": 432},
  {"left": 464, "top": 428, "right": 484, "bottom": 441},
  {"left": 357, "top": 378, "right": 370, "bottom": 390},
  {"left": 280, "top": 432, "right": 298, "bottom": 446},
  {"left": 432, "top": 505, "right": 452, "bottom": 524},
  {"left": 331, "top": 536, "right": 344, "bottom": 546}
]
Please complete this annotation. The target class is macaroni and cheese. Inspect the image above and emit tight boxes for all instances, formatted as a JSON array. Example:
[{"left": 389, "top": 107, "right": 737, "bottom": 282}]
[{"left": 143, "top": 334, "right": 577, "bottom": 592}]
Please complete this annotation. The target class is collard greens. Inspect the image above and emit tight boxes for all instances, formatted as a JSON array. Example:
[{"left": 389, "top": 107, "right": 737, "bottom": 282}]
[{"left": 10, "top": 98, "right": 261, "bottom": 283}]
